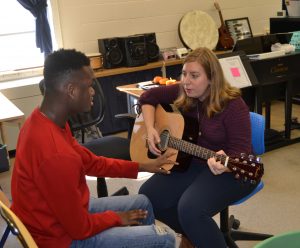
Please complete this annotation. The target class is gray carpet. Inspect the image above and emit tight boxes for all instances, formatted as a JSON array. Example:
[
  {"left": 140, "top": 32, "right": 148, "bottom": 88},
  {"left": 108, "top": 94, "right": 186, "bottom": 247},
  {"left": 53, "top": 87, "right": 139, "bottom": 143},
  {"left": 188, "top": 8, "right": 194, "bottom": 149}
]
[{"left": 1, "top": 101, "right": 300, "bottom": 247}]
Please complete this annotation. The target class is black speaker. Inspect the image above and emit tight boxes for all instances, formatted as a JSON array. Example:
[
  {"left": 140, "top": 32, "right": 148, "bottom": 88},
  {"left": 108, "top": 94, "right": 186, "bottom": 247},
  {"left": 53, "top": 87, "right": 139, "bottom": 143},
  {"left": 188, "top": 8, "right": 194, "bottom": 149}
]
[
  {"left": 120, "top": 35, "right": 148, "bottom": 67},
  {"left": 144, "top": 33, "right": 160, "bottom": 62},
  {"left": 98, "top": 38, "right": 125, "bottom": 69}
]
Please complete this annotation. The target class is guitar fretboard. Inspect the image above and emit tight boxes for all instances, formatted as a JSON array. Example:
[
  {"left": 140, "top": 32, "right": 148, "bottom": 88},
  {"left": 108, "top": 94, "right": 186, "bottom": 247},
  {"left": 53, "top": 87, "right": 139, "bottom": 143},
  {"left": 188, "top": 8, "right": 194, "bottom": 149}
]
[{"left": 168, "top": 136, "right": 227, "bottom": 164}]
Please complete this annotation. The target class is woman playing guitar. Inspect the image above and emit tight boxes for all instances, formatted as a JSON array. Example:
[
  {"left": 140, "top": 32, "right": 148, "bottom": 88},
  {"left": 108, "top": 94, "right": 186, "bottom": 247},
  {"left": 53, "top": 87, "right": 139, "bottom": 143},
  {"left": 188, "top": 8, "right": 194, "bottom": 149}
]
[{"left": 137, "top": 47, "right": 258, "bottom": 247}]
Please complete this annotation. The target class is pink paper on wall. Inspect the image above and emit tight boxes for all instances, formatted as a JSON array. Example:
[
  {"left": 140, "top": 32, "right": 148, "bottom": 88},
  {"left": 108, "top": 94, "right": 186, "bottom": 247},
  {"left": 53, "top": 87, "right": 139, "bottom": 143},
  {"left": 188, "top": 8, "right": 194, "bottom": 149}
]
[{"left": 230, "top": 67, "right": 241, "bottom": 77}]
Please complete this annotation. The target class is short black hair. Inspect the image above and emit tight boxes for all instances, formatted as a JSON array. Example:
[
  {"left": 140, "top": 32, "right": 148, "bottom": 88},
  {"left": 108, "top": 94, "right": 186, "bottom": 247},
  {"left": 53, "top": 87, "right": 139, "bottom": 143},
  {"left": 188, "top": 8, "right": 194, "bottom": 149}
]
[{"left": 43, "top": 49, "right": 90, "bottom": 92}]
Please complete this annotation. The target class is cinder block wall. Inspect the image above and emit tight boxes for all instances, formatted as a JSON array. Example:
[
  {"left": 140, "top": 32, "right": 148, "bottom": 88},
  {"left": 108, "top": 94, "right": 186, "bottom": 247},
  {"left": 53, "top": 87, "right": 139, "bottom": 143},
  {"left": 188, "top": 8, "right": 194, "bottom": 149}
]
[{"left": 51, "top": 0, "right": 281, "bottom": 53}]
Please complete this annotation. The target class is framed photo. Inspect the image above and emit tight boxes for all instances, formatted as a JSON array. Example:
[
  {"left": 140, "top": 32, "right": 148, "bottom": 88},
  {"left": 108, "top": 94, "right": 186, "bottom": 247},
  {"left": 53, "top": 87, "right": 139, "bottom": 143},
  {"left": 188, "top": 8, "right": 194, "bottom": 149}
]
[{"left": 225, "top": 17, "right": 253, "bottom": 42}]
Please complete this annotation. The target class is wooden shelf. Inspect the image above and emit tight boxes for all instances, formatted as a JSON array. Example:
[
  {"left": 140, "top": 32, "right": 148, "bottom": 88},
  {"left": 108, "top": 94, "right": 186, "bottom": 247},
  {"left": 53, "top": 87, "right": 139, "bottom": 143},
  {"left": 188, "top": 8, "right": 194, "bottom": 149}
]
[
  {"left": 93, "top": 49, "right": 231, "bottom": 78},
  {"left": 93, "top": 59, "right": 184, "bottom": 78}
]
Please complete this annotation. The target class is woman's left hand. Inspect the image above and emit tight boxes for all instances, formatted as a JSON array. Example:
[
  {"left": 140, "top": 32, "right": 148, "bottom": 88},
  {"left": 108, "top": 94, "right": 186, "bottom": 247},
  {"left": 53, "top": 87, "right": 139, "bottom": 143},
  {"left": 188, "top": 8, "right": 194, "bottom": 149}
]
[{"left": 207, "top": 150, "right": 230, "bottom": 175}]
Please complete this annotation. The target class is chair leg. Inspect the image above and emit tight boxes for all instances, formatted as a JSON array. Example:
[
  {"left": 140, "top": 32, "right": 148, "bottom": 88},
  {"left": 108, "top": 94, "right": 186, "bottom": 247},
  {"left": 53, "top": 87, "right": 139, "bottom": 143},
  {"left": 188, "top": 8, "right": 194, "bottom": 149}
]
[
  {"left": 231, "top": 229, "right": 273, "bottom": 241},
  {"left": 229, "top": 214, "right": 273, "bottom": 241},
  {"left": 111, "top": 187, "right": 129, "bottom": 196},
  {"left": 0, "top": 226, "right": 10, "bottom": 247},
  {"left": 97, "top": 177, "right": 108, "bottom": 198},
  {"left": 97, "top": 177, "right": 129, "bottom": 198},
  {"left": 220, "top": 208, "right": 273, "bottom": 248},
  {"left": 224, "top": 235, "right": 239, "bottom": 248},
  {"left": 81, "top": 129, "right": 85, "bottom": 143},
  {"left": 220, "top": 208, "right": 238, "bottom": 248}
]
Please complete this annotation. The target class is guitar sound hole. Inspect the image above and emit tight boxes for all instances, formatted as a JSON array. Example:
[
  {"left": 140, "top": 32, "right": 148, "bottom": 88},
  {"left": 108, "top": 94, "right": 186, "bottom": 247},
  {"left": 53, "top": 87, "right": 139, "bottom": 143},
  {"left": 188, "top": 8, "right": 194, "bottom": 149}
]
[
  {"left": 147, "top": 148, "right": 166, "bottom": 159},
  {"left": 147, "top": 149, "right": 158, "bottom": 159}
]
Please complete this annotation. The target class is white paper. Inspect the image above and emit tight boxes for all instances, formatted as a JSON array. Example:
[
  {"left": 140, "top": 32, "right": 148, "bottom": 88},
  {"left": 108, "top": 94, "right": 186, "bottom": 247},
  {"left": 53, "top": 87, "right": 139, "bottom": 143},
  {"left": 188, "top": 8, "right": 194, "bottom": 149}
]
[{"left": 219, "top": 55, "right": 252, "bottom": 88}]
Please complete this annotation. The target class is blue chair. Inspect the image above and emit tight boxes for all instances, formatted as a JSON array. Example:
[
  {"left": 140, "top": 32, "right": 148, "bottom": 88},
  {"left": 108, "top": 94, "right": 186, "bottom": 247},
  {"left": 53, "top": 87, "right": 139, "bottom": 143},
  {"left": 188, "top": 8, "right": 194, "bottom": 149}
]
[{"left": 221, "top": 112, "right": 273, "bottom": 248}]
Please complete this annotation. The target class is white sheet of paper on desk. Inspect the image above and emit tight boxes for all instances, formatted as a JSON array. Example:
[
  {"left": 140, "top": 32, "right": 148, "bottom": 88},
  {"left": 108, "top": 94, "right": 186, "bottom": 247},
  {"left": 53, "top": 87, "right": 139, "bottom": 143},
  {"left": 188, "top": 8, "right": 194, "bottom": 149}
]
[
  {"left": 219, "top": 55, "right": 252, "bottom": 89},
  {"left": 137, "top": 81, "right": 153, "bottom": 86},
  {"left": 247, "top": 50, "right": 285, "bottom": 60}
]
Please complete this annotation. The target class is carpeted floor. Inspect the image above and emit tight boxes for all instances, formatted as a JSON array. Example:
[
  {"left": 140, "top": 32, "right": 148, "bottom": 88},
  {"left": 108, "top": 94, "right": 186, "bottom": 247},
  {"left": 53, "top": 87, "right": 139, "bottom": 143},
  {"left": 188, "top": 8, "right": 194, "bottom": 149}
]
[{"left": 1, "top": 101, "right": 300, "bottom": 247}]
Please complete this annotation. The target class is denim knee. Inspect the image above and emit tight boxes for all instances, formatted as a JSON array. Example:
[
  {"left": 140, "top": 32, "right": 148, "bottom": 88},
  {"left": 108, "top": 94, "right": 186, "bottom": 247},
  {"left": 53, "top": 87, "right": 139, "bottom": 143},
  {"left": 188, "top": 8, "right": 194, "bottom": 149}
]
[{"left": 153, "top": 224, "right": 176, "bottom": 247}]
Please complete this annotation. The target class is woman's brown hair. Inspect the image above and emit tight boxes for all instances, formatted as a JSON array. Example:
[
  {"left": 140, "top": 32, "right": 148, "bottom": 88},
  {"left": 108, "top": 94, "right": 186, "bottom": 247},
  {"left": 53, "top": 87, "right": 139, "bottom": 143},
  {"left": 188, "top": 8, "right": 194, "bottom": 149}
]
[{"left": 174, "top": 47, "right": 241, "bottom": 117}]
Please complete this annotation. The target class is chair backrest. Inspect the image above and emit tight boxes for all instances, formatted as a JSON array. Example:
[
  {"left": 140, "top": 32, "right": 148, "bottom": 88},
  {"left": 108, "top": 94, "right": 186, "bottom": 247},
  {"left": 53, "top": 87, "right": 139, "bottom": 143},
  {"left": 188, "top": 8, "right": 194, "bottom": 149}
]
[
  {"left": 0, "top": 200, "right": 38, "bottom": 248},
  {"left": 250, "top": 112, "right": 265, "bottom": 156},
  {"left": 0, "top": 189, "right": 10, "bottom": 208}
]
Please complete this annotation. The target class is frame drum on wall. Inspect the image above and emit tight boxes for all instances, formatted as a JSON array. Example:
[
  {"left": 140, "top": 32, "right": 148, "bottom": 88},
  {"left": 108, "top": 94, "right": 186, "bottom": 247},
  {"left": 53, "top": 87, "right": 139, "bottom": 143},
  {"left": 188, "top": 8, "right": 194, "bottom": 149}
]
[{"left": 178, "top": 10, "right": 219, "bottom": 50}]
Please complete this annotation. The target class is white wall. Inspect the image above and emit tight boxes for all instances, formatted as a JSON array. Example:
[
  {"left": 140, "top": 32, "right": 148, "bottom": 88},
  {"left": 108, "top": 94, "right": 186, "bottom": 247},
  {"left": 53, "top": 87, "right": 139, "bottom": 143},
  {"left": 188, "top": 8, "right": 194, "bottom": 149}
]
[{"left": 51, "top": 0, "right": 281, "bottom": 54}]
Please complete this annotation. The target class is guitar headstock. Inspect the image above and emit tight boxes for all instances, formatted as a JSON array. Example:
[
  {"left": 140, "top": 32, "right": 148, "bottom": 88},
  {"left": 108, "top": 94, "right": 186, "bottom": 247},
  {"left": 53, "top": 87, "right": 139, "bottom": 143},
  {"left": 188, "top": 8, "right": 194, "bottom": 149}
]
[
  {"left": 227, "top": 153, "right": 264, "bottom": 184},
  {"left": 214, "top": 1, "right": 221, "bottom": 11}
]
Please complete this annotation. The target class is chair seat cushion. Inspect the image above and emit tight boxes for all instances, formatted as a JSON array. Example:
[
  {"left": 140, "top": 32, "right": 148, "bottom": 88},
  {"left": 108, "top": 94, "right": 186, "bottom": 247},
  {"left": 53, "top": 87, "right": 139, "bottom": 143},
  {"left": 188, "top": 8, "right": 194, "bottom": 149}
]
[
  {"left": 83, "top": 136, "right": 130, "bottom": 160},
  {"left": 232, "top": 181, "right": 264, "bottom": 206}
]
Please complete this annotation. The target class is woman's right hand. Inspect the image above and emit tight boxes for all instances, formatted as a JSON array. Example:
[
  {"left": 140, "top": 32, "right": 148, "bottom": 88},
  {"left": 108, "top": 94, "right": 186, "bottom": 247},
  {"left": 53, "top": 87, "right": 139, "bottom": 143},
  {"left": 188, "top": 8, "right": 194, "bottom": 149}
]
[{"left": 146, "top": 127, "right": 162, "bottom": 156}]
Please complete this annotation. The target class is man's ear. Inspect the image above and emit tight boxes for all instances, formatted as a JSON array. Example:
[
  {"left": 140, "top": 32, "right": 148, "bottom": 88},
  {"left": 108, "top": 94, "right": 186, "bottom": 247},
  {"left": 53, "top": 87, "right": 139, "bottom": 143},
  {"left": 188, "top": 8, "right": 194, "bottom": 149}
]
[{"left": 66, "top": 82, "right": 77, "bottom": 99}]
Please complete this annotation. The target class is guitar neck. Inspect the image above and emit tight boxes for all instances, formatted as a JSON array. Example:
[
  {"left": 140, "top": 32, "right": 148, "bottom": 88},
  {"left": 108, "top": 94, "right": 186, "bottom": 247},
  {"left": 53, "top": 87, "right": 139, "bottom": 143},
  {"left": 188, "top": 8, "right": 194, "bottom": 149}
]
[
  {"left": 168, "top": 136, "right": 227, "bottom": 164},
  {"left": 218, "top": 10, "right": 225, "bottom": 25},
  {"left": 214, "top": 2, "right": 225, "bottom": 26}
]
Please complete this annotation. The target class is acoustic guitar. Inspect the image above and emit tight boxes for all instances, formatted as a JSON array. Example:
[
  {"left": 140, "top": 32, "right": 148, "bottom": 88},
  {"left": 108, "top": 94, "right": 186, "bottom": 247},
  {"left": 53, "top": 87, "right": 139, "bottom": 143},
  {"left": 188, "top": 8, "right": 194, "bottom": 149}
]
[
  {"left": 214, "top": 1, "right": 234, "bottom": 50},
  {"left": 130, "top": 104, "right": 264, "bottom": 184}
]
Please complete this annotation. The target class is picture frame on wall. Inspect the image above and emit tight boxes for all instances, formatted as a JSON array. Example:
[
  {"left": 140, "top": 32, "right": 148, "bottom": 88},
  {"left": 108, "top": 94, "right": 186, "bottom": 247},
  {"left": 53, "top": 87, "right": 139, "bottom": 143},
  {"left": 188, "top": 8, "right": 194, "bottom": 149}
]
[{"left": 225, "top": 17, "right": 253, "bottom": 42}]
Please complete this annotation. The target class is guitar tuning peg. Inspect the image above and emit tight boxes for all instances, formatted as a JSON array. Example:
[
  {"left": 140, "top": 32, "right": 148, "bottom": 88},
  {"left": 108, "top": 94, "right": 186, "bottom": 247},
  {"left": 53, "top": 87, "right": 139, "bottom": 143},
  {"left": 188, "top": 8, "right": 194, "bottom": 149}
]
[
  {"left": 243, "top": 177, "right": 248, "bottom": 183},
  {"left": 240, "top": 153, "right": 246, "bottom": 159},
  {"left": 256, "top": 157, "right": 262, "bottom": 163},
  {"left": 235, "top": 174, "right": 240, "bottom": 179},
  {"left": 248, "top": 154, "right": 255, "bottom": 161}
]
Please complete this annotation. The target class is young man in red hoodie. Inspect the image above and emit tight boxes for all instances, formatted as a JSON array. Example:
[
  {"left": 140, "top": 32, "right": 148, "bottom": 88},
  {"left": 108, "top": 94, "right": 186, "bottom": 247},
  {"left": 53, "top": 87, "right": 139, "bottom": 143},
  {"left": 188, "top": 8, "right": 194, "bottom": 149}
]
[{"left": 11, "top": 49, "right": 176, "bottom": 248}]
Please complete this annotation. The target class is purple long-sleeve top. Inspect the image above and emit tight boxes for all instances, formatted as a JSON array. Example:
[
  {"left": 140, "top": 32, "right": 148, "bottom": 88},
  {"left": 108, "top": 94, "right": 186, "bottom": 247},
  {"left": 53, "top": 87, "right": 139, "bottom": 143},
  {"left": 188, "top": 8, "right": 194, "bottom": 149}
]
[{"left": 138, "top": 83, "right": 252, "bottom": 157}]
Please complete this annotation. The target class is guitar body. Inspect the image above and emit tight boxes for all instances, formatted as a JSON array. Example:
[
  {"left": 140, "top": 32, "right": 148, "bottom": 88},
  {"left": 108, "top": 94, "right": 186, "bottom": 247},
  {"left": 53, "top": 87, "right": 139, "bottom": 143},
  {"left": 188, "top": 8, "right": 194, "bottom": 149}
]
[
  {"left": 130, "top": 104, "right": 198, "bottom": 172},
  {"left": 216, "top": 24, "right": 234, "bottom": 50},
  {"left": 130, "top": 104, "right": 264, "bottom": 183}
]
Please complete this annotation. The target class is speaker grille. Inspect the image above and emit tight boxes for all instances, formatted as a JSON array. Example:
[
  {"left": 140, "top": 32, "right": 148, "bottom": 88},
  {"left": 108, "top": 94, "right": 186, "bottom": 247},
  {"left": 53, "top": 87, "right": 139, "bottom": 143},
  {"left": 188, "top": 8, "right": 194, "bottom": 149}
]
[
  {"left": 144, "top": 33, "right": 160, "bottom": 62},
  {"left": 121, "top": 35, "right": 148, "bottom": 67},
  {"left": 98, "top": 38, "right": 124, "bottom": 69}
]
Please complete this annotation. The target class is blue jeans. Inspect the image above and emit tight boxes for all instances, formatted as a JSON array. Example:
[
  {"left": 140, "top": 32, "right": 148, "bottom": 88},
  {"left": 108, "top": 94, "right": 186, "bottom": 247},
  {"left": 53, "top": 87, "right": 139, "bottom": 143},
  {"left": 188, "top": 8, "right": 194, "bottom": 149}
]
[{"left": 70, "top": 194, "right": 176, "bottom": 248}]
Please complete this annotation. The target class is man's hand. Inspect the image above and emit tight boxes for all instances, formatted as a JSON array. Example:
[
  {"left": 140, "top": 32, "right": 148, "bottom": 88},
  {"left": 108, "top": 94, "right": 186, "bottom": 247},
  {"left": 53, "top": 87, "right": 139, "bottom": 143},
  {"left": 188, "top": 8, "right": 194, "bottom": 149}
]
[
  {"left": 116, "top": 209, "right": 148, "bottom": 226},
  {"left": 138, "top": 150, "right": 177, "bottom": 174}
]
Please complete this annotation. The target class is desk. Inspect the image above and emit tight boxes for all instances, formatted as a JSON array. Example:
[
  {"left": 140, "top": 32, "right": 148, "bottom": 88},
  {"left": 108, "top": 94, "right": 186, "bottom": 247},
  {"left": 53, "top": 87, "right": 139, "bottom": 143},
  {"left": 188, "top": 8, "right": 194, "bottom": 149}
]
[
  {"left": 116, "top": 84, "right": 144, "bottom": 98},
  {"left": 0, "top": 92, "right": 24, "bottom": 145},
  {"left": 116, "top": 83, "right": 255, "bottom": 114},
  {"left": 117, "top": 84, "right": 149, "bottom": 114}
]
